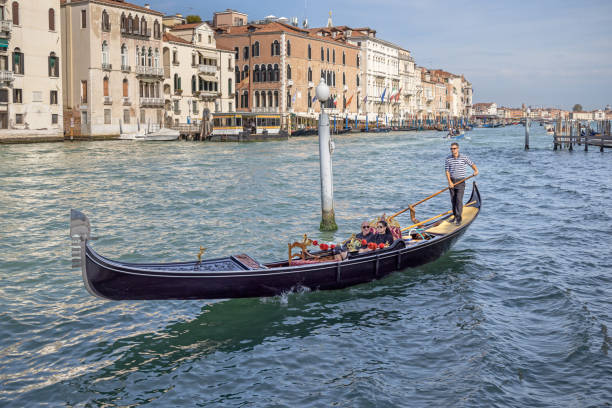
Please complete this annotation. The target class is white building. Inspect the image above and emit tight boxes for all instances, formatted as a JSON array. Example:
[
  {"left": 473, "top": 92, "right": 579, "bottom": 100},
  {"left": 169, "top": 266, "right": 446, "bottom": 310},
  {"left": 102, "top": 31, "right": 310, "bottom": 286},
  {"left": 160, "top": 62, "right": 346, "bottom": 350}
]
[
  {"left": 61, "top": 0, "right": 164, "bottom": 138},
  {"left": 162, "top": 21, "right": 235, "bottom": 127},
  {"left": 0, "top": 0, "right": 63, "bottom": 140}
]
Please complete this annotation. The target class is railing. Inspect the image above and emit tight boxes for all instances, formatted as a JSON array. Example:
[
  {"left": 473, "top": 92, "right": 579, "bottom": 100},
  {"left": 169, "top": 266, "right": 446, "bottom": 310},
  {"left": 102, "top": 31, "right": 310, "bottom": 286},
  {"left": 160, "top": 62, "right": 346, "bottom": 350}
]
[
  {"left": 135, "top": 66, "right": 163, "bottom": 76},
  {"left": 101, "top": 23, "right": 112, "bottom": 32},
  {"left": 198, "top": 64, "right": 217, "bottom": 75},
  {"left": 0, "top": 70, "right": 14, "bottom": 82},
  {"left": 81, "top": 97, "right": 88, "bottom": 105},
  {"left": 120, "top": 28, "right": 151, "bottom": 38},
  {"left": 198, "top": 90, "right": 218, "bottom": 99},
  {"left": 252, "top": 107, "right": 279, "bottom": 113},
  {"left": 102, "top": 63, "right": 112, "bottom": 71},
  {"left": 121, "top": 65, "right": 131, "bottom": 72},
  {"left": 140, "top": 97, "right": 164, "bottom": 107},
  {"left": 122, "top": 97, "right": 131, "bottom": 105},
  {"left": 103, "top": 96, "right": 112, "bottom": 105},
  {"left": 0, "top": 19, "right": 12, "bottom": 35}
]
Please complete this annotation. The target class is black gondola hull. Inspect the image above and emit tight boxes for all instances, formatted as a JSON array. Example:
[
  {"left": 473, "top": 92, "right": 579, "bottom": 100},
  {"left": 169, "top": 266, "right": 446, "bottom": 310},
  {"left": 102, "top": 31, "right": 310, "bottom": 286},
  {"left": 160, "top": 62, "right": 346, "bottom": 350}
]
[{"left": 74, "top": 184, "right": 480, "bottom": 300}]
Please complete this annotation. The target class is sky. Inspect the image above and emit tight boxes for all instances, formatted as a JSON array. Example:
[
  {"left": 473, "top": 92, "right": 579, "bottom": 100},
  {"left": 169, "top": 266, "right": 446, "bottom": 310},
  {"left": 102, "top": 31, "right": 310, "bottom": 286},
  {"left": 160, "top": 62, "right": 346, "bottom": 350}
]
[{"left": 146, "top": 0, "right": 612, "bottom": 111}]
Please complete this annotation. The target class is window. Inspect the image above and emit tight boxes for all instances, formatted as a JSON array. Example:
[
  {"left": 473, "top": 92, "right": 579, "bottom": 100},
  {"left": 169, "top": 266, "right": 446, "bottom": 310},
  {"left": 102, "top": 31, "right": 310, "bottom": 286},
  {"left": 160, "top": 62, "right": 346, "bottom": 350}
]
[
  {"left": 52, "top": 114, "right": 58, "bottom": 125},
  {"left": 332, "top": 49, "right": 335, "bottom": 64},
  {"left": 13, "top": 88, "right": 22, "bottom": 103},
  {"left": 308, "top": 67, "right": 312, "bottom": 82},
  {"left": 268, "top": 91, "right": 272, "bottom": 107},
  {"left": 123, "top": 109, "right": 130, "bottom": 124},
  {"left": 81, "top": 80, "right": 87, "bottom": 103},
  {"left": 198, "top": 34, "right": 202, "bottom": 42},
  {"left": 103, "top": 77, "right": 109, "bottom": 97},
  {"left": 287, "top": 65, "right": 291, "bottom": 80},
  {"left": 81, "top": 111, "right": 88, "bottom": 125},
  {"left": 140, "top": 109, "right": 145, "bottom": 124},
  {"left": 12, "top": 49, "right": 24, "bottom": 75},
  {"left": 326, "top": 48, "right": 329, "bottom": 62},
  {"left": 154, "top": 21, "right": 160, "bottom": 39},
  {"left": 308, "top": 44, "right": 311, "bottom": 60},
  {"left": 81, "top": 9, "right": 86, "bottom": 29},
  {"left": 15, "top": 113, "right": 23, "bottom": 124},
  {"left": 122, "top": 79, "right": 129, "bottom": 98},
  {"left": 0, "top": 89, "right": 7, "bottom": 103},
  {"left": 104, "top": 109, "right": 111, "bottom": 124},
  {"left": 208, "top": 35, "right": 212, "bottom": 44},
  {"left": 12, "top": 2, "right": 18, "bottom": 25},
  {"left": 235, "top": 66, "right": 240, "bottom": 84},
  {"left": 286, "top": 40, "right": 291, "bottom": 56},
  {"left": 101, "top": 10, "right": 110, "bottom": 31},
  {"left": 357, "top": 55, "right": 360, "bottom": 67},
  {"left": 321, "top": 47, "right": 324, "bottom": 61},
  {"left": 356, "top": 75, "right": 360, "bottom": 86},
  {"left": 308, "top": 92, "right": 312, "bottom": 108},
  {"left": 342, "top": 72, "right": 345, "bottom": 86},
  {"left": 273, "top": 64, "right": 279, "bottom": 81},
  {"left": 228, "top": 78, "right": 232, "bottom": 94},
  {"left": 243, "top": 46, "right": 249, "bottom": 60},
  {"left": 260, "top": 65, "right": 266, "bottom": 82},
  {"left": 234, "top": 47, "right": 239, "bottom": 60},
  {"left": 253, "top": 65, "right": 259, "bottom": 82},
  {"left": 342, "top": 52, "right": 345, "bottom": 65},
  {"left": 252, "top": 41, "right": 260, "bottom": 57},
  {"left": 101, "top": 42, "right": 109, "bottom": 67},
  {"left": 286, "top": 91, "right": 291, "bottom": 108},
  {"left": 271, "top": 40, "right": 280, "bottom": 56},
  {"left": 121, "top": 44, "right": 128, "bottom": 68},
  {"left": 50, "top": 90, "right": 58, "bottom": 104},
  {"left": 49, "top": 8, "right": 55, "bottom": 31},
  {"left": 191, "top": 75, "right": 196, "bottom": 93}
]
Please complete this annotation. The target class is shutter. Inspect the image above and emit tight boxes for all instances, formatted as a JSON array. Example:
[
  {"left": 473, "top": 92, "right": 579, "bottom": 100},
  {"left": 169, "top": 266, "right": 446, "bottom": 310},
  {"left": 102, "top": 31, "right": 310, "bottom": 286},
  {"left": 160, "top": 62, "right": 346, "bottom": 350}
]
[{"left": 12, "top": 2, "right": 19, "bottom": 25}]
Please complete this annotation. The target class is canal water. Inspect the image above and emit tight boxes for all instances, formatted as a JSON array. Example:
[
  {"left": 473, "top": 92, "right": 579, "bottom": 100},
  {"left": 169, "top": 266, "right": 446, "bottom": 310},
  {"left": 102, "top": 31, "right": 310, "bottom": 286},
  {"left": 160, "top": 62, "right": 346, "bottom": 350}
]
[{"left": 1, "top": 127, "right": 610, "bottom": 406}]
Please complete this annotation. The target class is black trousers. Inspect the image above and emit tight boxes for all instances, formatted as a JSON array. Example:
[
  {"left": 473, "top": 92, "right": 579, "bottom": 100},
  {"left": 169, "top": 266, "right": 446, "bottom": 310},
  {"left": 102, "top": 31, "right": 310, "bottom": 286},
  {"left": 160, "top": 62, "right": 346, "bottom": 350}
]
[{"left": 449, "top": 178, "right": 465, "bottom": 222}]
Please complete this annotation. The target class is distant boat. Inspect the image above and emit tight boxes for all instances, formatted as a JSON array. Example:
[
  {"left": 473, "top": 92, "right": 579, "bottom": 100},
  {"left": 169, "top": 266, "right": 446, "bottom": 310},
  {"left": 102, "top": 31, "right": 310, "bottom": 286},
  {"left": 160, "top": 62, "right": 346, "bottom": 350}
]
[
  {"left": 545, "top": 125, "right": 554, "bottom": 135},
  {"left": 119, "top": 128, "right": 179, "bottom": 141}
]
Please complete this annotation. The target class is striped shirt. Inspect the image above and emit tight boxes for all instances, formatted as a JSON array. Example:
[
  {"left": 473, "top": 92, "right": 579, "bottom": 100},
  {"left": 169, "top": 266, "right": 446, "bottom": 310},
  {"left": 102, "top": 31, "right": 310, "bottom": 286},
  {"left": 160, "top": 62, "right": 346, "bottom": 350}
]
[{"left": 445, "top": 154, "right": 474, "bottom": 180}]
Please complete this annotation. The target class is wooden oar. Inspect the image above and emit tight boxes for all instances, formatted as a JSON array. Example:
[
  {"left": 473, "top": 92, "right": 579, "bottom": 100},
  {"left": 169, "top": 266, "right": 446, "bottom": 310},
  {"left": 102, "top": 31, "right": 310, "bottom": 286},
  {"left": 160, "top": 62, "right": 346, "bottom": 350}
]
[
  {"left": 400, "top": 200, "right": 476, "bottom": 232},
  {"left": 390, "top": 174, "right": 476, "bottom": 223}
]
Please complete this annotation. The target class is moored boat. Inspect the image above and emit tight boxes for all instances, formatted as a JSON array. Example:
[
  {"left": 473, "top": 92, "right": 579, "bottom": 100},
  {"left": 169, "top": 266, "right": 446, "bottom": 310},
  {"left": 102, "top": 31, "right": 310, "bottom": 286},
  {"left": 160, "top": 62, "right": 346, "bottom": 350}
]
[{"left": 70, "top": 183, "right": 481, "bottom": 300}]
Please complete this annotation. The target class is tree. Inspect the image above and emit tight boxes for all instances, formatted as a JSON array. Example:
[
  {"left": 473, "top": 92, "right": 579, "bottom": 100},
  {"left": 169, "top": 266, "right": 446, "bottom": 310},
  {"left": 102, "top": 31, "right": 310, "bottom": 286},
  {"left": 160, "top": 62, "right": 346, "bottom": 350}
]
[
  {"left": 186, "top": 15, "right": 202, "bottom": 24},
  {"left": 572, "top": 104, "right": 583, "bottom": 112}
]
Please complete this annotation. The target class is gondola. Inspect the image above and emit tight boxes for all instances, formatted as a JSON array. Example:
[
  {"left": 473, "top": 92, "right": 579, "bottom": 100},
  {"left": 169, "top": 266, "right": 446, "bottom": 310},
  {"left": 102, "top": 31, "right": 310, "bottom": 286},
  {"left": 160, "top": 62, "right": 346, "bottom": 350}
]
[{"left": 70, "top": 183, "right": 481, "bottom": 300}]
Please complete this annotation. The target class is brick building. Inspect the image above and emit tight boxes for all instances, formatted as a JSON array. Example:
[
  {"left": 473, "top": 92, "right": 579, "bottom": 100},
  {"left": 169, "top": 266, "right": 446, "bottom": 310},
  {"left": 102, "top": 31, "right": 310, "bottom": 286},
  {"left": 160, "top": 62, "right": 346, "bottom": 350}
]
[{"left": 214, "top": 18, "right": 360, "bottom": 130}]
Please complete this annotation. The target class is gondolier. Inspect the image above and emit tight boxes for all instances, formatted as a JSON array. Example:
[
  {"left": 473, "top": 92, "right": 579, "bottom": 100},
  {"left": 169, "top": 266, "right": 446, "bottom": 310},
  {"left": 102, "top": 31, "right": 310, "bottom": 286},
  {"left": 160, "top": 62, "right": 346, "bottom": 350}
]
[{"left": 445, "top": 142, "right": 478, "bottom": 224}]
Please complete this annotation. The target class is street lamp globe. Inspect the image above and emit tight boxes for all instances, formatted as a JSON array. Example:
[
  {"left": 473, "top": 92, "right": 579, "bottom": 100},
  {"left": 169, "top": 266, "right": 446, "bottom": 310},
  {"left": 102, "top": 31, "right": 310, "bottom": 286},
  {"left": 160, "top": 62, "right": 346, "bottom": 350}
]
[{"left": 316, "top": 79, "right": 330, "bottom": 103}]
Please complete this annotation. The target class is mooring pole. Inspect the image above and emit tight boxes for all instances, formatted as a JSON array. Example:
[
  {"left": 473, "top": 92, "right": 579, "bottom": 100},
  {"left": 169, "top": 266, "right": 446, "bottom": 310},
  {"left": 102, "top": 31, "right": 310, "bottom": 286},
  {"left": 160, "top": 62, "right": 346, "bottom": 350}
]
[
  {"left": 524, "top": 106, "right": 530, "bottom": 150},
  {"left": 316, "top": 79, "right": 337, "bottom": 231}
]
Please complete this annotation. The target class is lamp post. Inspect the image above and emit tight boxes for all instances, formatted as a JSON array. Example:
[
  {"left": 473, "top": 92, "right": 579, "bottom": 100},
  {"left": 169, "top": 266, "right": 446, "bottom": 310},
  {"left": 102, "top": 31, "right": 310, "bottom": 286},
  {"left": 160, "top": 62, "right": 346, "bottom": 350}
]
[
  {"left": 316, "top": 79, "right": 337, "bottom": 231},
  {"left": 525, "top": 106, "right": 530, "bottom": 150}
]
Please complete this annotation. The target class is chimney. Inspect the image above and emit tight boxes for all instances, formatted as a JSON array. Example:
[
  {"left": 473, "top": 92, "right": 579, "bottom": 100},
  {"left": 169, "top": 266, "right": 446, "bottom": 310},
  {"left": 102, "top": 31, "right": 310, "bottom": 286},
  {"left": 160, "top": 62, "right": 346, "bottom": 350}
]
[{"left": 144, "top": 3, "right": 150, "bottom": 9}]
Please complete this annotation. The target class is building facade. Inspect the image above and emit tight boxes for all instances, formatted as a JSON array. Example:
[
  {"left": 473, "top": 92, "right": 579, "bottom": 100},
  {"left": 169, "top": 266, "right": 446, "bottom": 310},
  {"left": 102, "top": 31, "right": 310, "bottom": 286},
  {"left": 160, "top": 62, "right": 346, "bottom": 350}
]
[
  {"left": 162, "top": 22, "right": 235, "bottom": 127},
  {"left": 61, "top": 0, "right": 164, "bottom": 137},
  {"left": 215, "top": 19, "right": 361, "bottom": 130},
  {"left": 0, "top": 0, "right": 63, "bottom": 139}
]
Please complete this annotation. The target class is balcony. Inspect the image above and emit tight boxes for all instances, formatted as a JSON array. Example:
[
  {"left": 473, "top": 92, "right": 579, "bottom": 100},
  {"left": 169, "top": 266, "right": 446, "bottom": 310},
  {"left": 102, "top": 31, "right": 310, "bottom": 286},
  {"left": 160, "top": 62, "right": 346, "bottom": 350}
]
[
  {"left": 102, "top": 63, "right": 112, "bottom": 71},
  {"left": 121, "top": 28, "right": 151, "bottom": 38},
  {"left": 103, "top": 96, "right": 112, "bottom": 105},
  {"left": 252, "top": 107, "right": 279, "bottom": 113},
  {"left": 135, "top": 66, "right": 164, "bottom": 77},
  {"left": 122, "top": 97, "right": 131, "bottom": 106},
  {"left": 198, "top": 64, "right": 217, "bottom": 75},
  {"left": 140, "top": 97, "right": 164, "bottom": 107},
  {"left": 198, "top": 90, "right": 218, "bottom": 100},
  {"left": 0, "top": 19, "right": 12, "bottom": 37},
  {"left": 121, "top": 65, "right": 131, "bottom": 72},
  {"left": 0, "top": 70, "right": 14, "bottom": 82}
]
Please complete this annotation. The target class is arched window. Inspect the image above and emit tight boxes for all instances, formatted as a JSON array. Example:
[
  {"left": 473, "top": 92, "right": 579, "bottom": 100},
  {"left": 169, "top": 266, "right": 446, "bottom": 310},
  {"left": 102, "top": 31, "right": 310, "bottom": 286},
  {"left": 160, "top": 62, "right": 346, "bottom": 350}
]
[
  {"left": 141, "top": 18, "right": 147, "bottom": 36},
  {"left": 135, "top": 46, "right": 139, "bottom": 66},
  {"left": 101, "top": 41, "right": 109, "bottom": 65},
  {"left": 342, "top": 52, "right": 346, "bottom": 65},
  {"left": 286, "top": 40, "right": 291, "bottom": 56},
  {"left": 243, "top": 46, "right": 249, "bottom": 60},
  {"left": 154, "top": 21, "right": 160, "bottom": 39},
  {"left": 243, "top": 90, "right": 249, "bottom": 108},
  {"left": 308, "top": 44, "right": 311, "bottom": 60},
  {"left": 12, "top": 2, "right": 19, "bottom": 25},
  {"left": 141, "top": 48, "right": 146, "bottom": 67},
  {"left": 342, "top": 72, "right": 345, "bottom": 86},
  {"left": 228, "top": 78, "right": 232, "bottom": 94},
  {"left": 235, "top": 66, "right": 240, "bottom": 84},
  {"left": 268, "top": 91, "right": 273, "bottom": 107},
  {"left": 273, "top": 64, "right": 279, "bottom": 81},
  {"left": 120, "top": 13, "right": 126, "bottom": 31},
  {"left": 128, "top": 15, "right": 133, "bottom": 32},
  {"left": 242, "top": 65, "right": 249, "bottom": 80},
  {"left": 332, "top": 71, "right": 336, "bottom": 86},
  {"left": 356, "top": 74, "right": 360, "bottom": 87},
  {"left": 287, "top": 65, "right": 291, "bottom": 80},
  {"left": 49, "top": 8, "right": 56, "bottom": 31},
  {"left": 154, "top": 49, "right": 159, "bottom": 68},
  {"left": 254, "top": 91, "right": 260, "bottom": 108},
  {"left": 173, "top": 74, "right": 178, "bottom": 91},
  {"left": 332, "top": 49, "right": 335, "bottom": 64},
  {"left": 121, "top": 44, "right": 128, "bottom": 68},
  {"left": 103, "top": 76, "right": 109, "bottom": 97},
  {"left": 234, "top": 47, "right": 239, "bottom": 60},
  {"left": 286, "top": 91, "right": 291, "bottom": 108},
  {"left": 147, "top": 48, "right": 152, "bottom": 67},
  {"left": 274, "top": 91, "right": 279, "bottom": 107},
  {"left": 308, "top": 67, "right": 312, "bottom": 82},
  {"left": 101, "top": 10, "right": 110, "bottom": 31},
  {"left": 48, "top": 52, "right": 59, "bottom": 77},
  {"left": 321, "top": 47, "right": 324, "bottom": 61},
  {"left": 252, "top": 41, "right": 260, "bottom": 57},
  {"left": 191, "top": 75, "right": 196, "bottom": 93},
  {"left": 271, "top": 40, "right": 280, "bottom": 56},
  {"left": 261, "top": 90, "right": 266, "bottom": 107},
  {"left": 134, "top": 16, "right": 140, "bottom": 34},
  {"left": 267, "top": 64, "right": 273, "bottom": 81},
  {"left": 122, "top": 78, "right": 129, "bottom": 98},
  {"left": 356, "top": 55, "right": 360, "bottom": 67},
  {"left": 326, "top": 48, "right": 329, "bottom": 62},
  {"left": 253, "top": 65, "right": 259, "bottom": 82}
]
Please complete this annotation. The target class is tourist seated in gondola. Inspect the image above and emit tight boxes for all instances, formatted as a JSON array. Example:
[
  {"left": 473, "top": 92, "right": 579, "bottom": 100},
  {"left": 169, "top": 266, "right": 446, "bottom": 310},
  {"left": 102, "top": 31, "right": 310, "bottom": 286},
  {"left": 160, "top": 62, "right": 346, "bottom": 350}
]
[
  {"left": 359, "top": 220, "right": 394, "bottom": 253},
  {"left": 333, "top": 221, "right": 374, "bottom": 261}
]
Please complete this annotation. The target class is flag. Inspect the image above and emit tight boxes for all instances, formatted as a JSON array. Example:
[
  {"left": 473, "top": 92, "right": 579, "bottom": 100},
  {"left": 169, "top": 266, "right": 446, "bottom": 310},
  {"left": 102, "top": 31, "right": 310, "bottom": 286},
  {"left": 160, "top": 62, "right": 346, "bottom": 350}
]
[
  {"left": 346, "top": 94, "right": 354, "bottom": 106},
  {"left": 380, "top": 88, "right": 386, "bottom": 103},
  {"left": 333, "top": 95, "right": 338, "bottom": 107},
  {"left": 396, "top": 88, "right": 402, "bottom": 102},
  {"left": 312, "top": 95, "right": 318, "bottom": 103},
  {"left": 363, "top": 95, "right": 367, "bottom": 103}
]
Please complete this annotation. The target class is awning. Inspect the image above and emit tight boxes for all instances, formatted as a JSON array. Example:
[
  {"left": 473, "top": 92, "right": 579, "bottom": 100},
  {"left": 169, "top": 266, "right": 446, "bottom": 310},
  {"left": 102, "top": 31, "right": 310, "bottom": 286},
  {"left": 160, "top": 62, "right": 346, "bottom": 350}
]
[{"left": 0, "top": 39, "right": 8, "bottom": 49}]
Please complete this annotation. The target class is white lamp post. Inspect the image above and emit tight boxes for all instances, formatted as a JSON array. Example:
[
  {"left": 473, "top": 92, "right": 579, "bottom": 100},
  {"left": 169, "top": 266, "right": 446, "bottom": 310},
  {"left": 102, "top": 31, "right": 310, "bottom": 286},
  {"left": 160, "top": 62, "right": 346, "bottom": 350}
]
[{"left": 316, "top": 79, "right": 337, "bottom": 231}]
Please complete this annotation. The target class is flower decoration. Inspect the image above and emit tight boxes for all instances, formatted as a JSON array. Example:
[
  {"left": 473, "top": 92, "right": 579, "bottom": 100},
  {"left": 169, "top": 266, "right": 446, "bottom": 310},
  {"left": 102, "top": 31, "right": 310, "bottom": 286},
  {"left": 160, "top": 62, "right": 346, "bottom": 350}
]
[{"left": 312, "top": 240, "right": 318, "bottom": 246}]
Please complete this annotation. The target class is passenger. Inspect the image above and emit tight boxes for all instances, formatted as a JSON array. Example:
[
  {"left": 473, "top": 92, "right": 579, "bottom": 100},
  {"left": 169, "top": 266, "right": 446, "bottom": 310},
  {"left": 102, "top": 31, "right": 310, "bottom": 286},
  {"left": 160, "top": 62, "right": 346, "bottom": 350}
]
[
  {"left": 334, "top": 222, "right": 375, "bottom": 261},
  {"left": 359, "top": 220, "right": 395, "bottom": 253}
]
